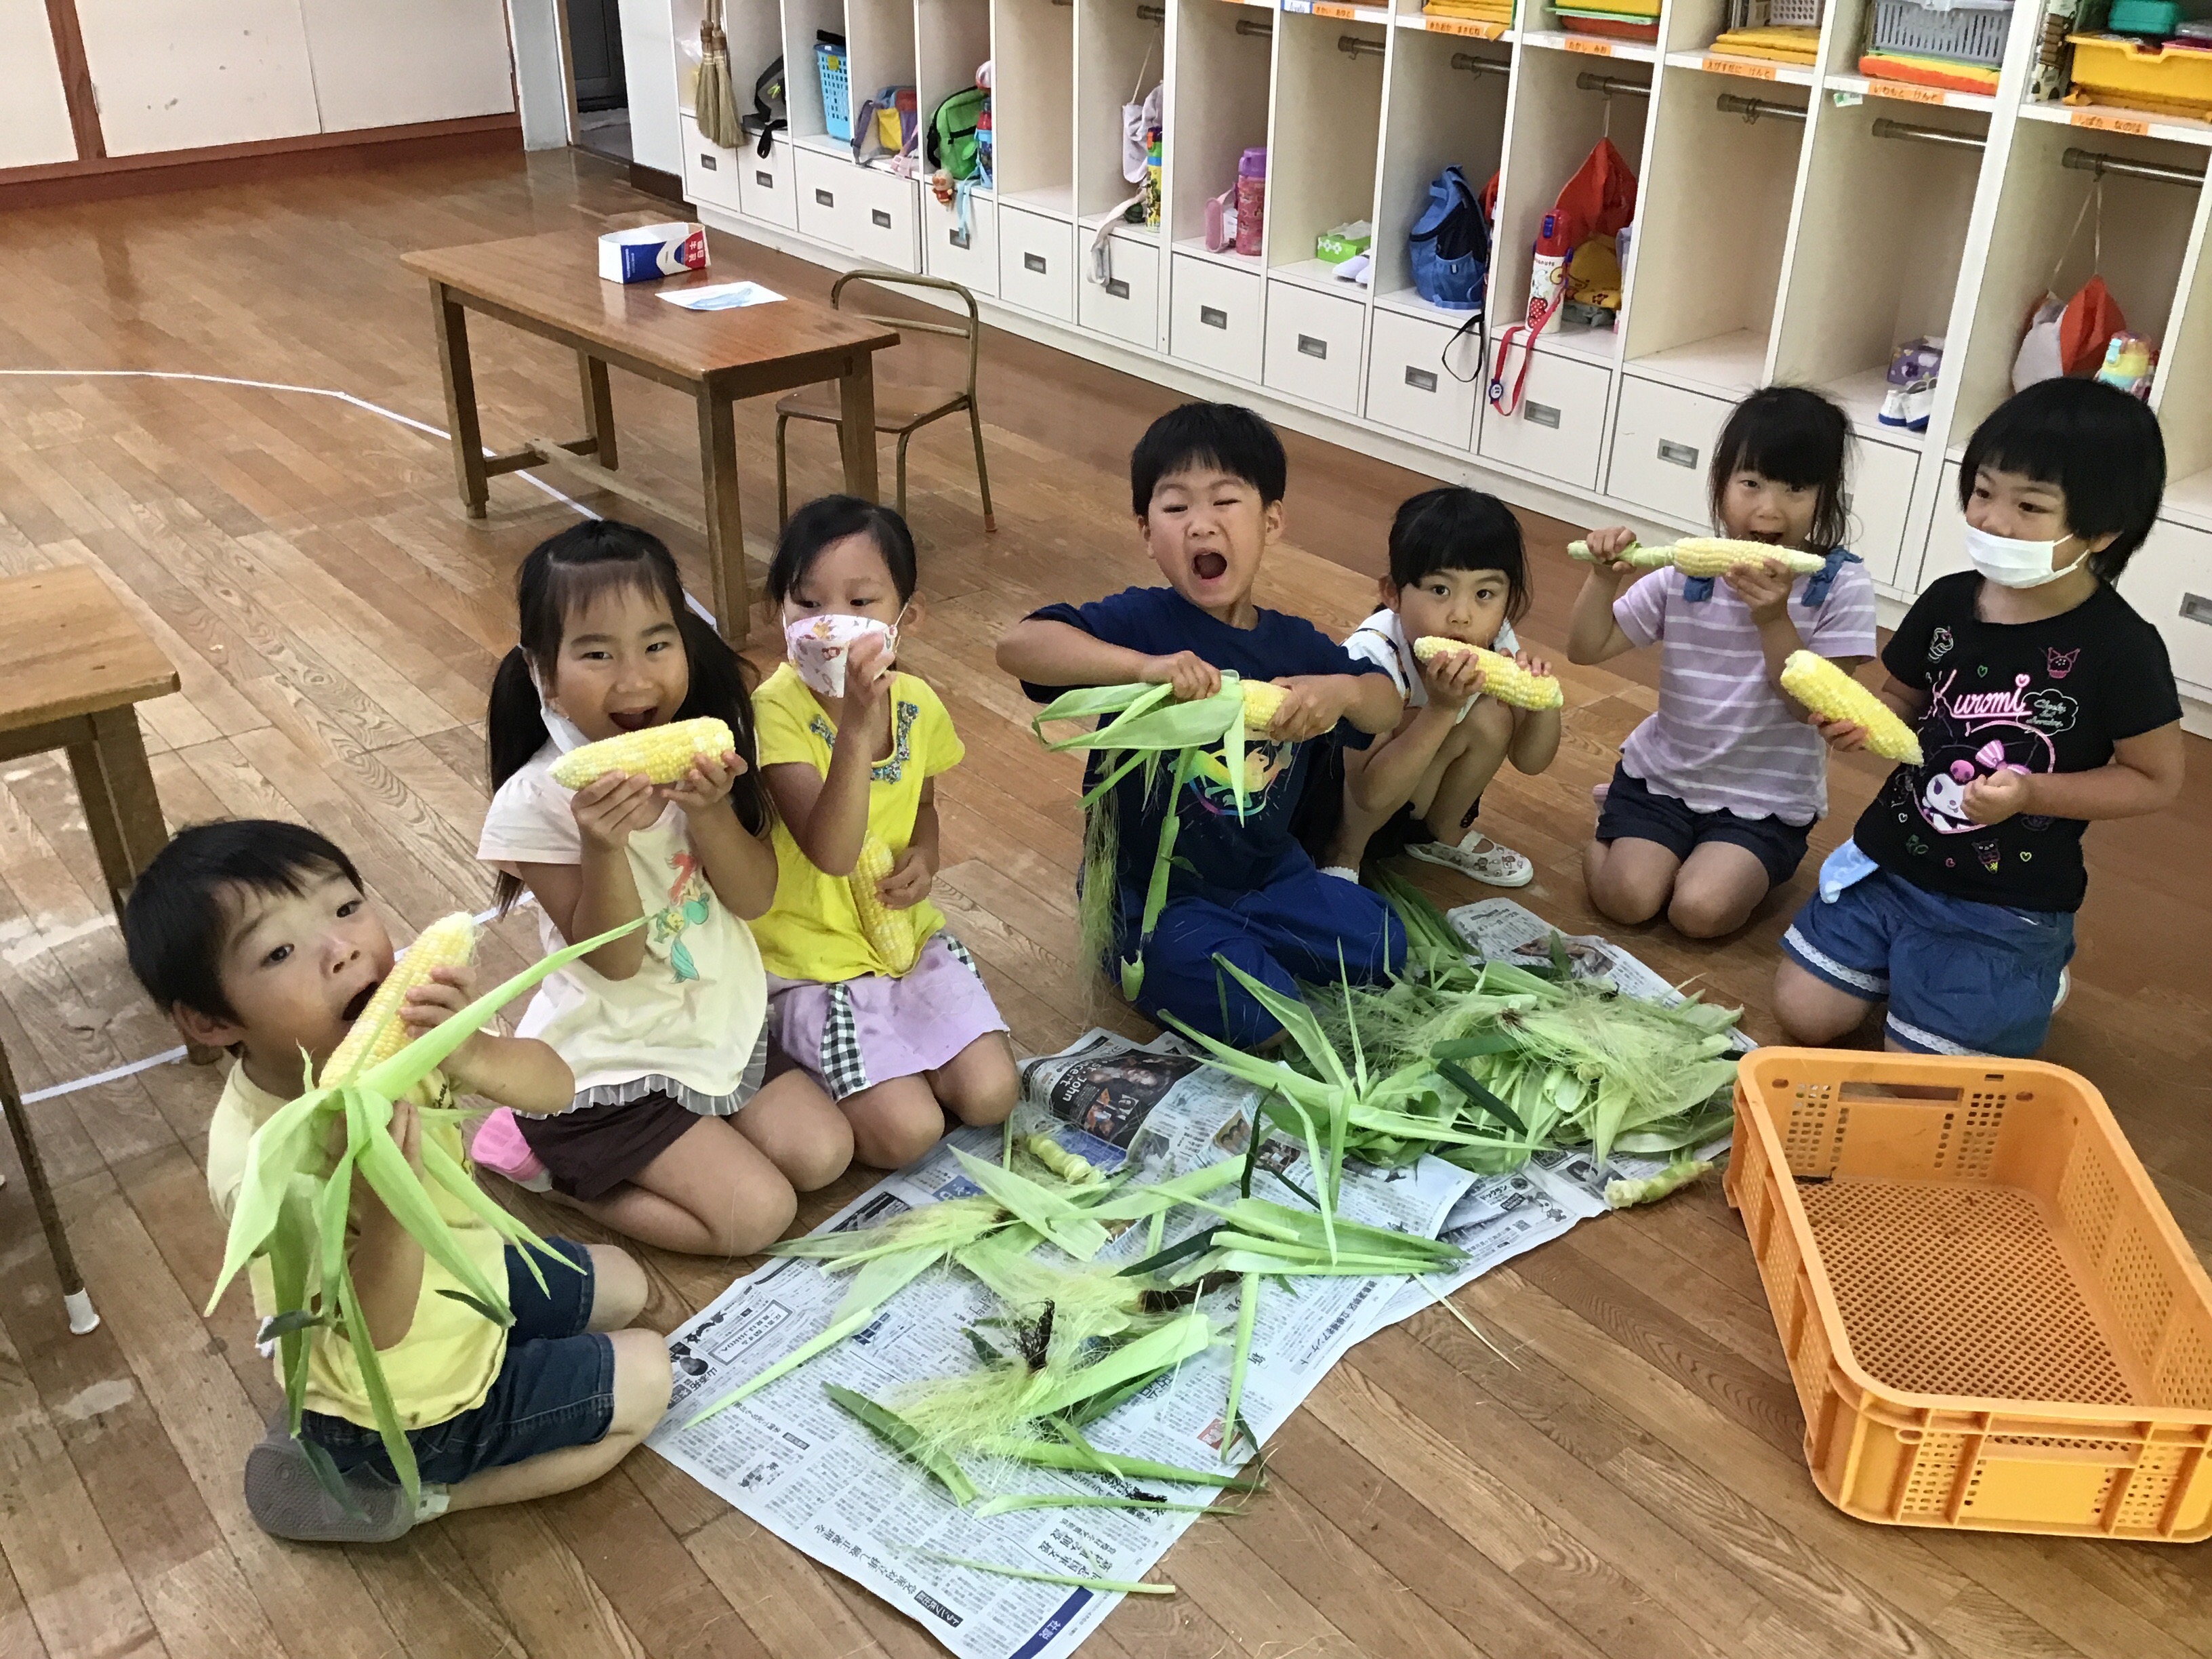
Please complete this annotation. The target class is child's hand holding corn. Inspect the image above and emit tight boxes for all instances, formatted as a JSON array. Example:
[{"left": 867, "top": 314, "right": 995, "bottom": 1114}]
[
  {"left": 1415, "top": 642, "right": 1487, "bottom": 710},
  {"left": 1721, "top": 554, "right": 1797, "bottom": 620},
  {"left": 662, "top": 747, "right": 748, "bottom": 819},
  {"left": 1139, "top": 650, "right": 1221, "bottom": 702},
  {"left": 1578, "top": 525, "right": 1642, "bottom": 579},
  {"left": 398, "top": 963, "right": 505, "bottom": 1095},
  {"left": 874, "top": 844, "right": 935, "bottom": 909},
  {"left": 571, "top": 771, "right": 663, "bottom": 851},
  {"left": 1263, "top": 676, "right": 1358, "bottom": 743}
]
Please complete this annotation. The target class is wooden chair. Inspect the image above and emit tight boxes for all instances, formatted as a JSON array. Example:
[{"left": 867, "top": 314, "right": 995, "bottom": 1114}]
[{"left": 775, "top": 271, "right": 996, "bottom": 533}]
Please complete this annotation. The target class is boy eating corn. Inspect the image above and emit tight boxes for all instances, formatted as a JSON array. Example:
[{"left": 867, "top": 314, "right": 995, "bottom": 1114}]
[{"left": 996, "top": 403, "right": 1406, "bottom": 1046}]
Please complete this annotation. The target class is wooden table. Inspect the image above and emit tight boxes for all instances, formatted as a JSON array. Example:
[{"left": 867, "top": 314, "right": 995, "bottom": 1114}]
[
  {"left": 0, "top": 567, "right": 178, "bottom": 916},
  {"left": 0, "top": 565, "right": 189, "bottom": 1337},
  {"left": 402, "top": 231, "right": 901, "bottom": 644}
]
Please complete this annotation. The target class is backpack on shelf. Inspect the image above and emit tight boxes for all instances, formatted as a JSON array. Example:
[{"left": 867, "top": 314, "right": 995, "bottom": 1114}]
[
  {"left": 1408, "top": 164, "right": 1492, "bottom": 312},
  {"left": 928, "top": 86, "right": 990, "bottom": 181},
  {"left": 743, "top": 56, "right": 787, "bottom": 159}
]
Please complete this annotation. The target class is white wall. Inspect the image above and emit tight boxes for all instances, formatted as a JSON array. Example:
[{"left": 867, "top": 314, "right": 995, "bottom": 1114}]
[
  {"left": 621, "top": 0, "right": 682, "bottom": 173},
  {"left": 75, "top": 0, "right": 322, "bottom": 157},
  {"left": 0, "top": 7, "right": 77, "bottom": 169},
  {"left": 302, "top": 0, "right": 517, "bottom": 133}
]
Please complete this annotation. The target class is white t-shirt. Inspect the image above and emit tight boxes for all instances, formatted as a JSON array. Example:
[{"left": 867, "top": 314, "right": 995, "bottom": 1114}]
[
  {"left": 1343, "top": 607, "right": 1520, "bottom": 724},
  {"left": 476, "top": 743, "right": 769, "bottom": 1108}
]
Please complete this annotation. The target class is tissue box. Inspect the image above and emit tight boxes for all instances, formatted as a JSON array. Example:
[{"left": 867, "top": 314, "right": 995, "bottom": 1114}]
[
  {"left": 1315, "top": 221, "right": 1373, "bottom": 264},
  {"left": 598, "top": 222, "right": 710, "bottom": 284}
]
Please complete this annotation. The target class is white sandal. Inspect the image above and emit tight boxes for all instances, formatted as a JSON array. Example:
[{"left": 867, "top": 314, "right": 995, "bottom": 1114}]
[{"left": 1407, "top": 834, "right": 1534, "bottom": 888}]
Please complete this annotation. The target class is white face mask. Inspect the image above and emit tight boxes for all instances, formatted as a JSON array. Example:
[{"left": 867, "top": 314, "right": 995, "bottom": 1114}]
[
  {"left": 781, "top": 611, "right": 901, "bottom": 697},
  {"left": 1963, "top": 524, "right": 2091, "bottom": 590}
]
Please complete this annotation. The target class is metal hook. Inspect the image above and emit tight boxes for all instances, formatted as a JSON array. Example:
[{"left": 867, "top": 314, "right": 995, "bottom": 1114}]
[{"left": 1716, "top": 92, "right": 1805, "bottom": 124}]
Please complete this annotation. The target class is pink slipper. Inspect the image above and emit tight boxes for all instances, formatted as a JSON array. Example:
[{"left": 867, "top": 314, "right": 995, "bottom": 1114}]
[{"left": 470, "top": 1107, "right": 552, "bottom": 1192}]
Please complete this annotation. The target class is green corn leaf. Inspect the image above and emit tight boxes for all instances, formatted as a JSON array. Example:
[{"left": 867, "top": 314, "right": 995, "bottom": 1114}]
[
  {"left": 350, "top": 1101, "right": 511, "bottom": 1321},
  {"left": 207, "top": 1087, "right": 337, "bottom": 1313},
  {"left": 826, "top": 1385, "right": 978, "bottom": 1506},
  {"left": 1432, "top": 1032, "right": 1518, "bottom": 1061},
  {"left": 1086, "top": 1159, "right": 1241, "bottom": 1222},
  {"left": 1213, "top": 1250, "right": 1421, "bottom": 1277},
  {"left": 331, "top": 1247, "right": 422, "bottom": 1513},
  {"left": 256, "top": 1309, "right": 326, "bottom": 1342},
  {"left": 951, "top": 1150, "right": 1109, "bottom": 1261},
  {"left": 1060, "top": 1361, "right": 1174, "bottom": 1427},
  {"left": 433, "top": 1287, "right": 508, "bottom": 1323},
  {"left": 684, "top": 1302, "right": 886, "bottom": 1428},
  {"left": 1028, "top": 1309, "right": 1212, "bottom": 1420},
  {"left": 1436, "top": 1061, "right": 1528, "bottom": 1136},
  {"left": 976, "top": 1437, "right": 1263, "bottom": 1489},
  {"left": 972, "top": 1493, "right": 1218, "bottom": 1518},
  {"left": 836, "top": 1242, "right": 946, "bottom": 1320},
  {"left": 1222, "top": 1272, "right": 1258, "bottom": 1463},
  {"left": 916, "top": 1550, "right": 1173, "bottom": 1597},
  {"left": 1224, "top": 676, "right": 1249, "bottom": 824},
  {"left": 1115, "top": 1225, "right": 1221, "bottom": 1278}
]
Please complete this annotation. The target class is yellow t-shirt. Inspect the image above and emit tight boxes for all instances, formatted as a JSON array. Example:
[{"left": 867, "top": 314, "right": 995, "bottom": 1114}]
[
  {"left": 205, "top": 1063, "right": 511, "bottom": 1431},
  {"left": 752, "top": 661, "right": 964, "bottom": 983}
]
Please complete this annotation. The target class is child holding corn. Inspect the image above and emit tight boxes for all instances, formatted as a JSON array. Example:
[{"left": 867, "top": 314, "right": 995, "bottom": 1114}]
[
  {"left": 477, "top": 522, "right": 851, "bottom": 1255},
  {"left": 1322, "top": 486, "right": 1562, "bottom": 885},
  {"left": 997, "top": 403, "right": 1406, "bottom": 1047},
  {"left": 751, "top": 496, "right": 1017, "bottom": 1170},
  {"left": 1777, "top": 379, "right": 2185, "bottom": 1057},
  {"left": 1568, "top": 386, "right": 1877, "bottom": 939},
  {"left": 123, "top": 821, "right": 670, "bottom": 1543}
]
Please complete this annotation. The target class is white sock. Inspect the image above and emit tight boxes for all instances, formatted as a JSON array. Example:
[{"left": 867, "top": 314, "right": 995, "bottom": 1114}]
[{"left": 1317, "top": 865, "right": 1361, "bottom": 884}]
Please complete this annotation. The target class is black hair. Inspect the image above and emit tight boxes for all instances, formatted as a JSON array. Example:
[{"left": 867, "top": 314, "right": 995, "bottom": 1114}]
[
  {"left": 764, "top": 494, "right": 919, "bottom": 607},
  {"left": 1385, "top": 487, "right": 1533, "bottom": 625},
  {"left": 1707, "top": 386, "right": 1852, "bottom": 554},
  {"left": 486, "top": 520, "right": 771, "bottom": 913},
  {"left": 123, "top": 820, "right": 363, "bottom": 1025},
  {"left": 1129, "top": 402, "right": 1288, "bottom": 516},
  {"left": 1958, "top": 377, "right": 2165, "bottom": 580}
]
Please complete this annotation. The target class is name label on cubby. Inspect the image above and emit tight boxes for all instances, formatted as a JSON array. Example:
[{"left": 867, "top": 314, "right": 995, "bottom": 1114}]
[
  {"left": 1422, "top": 15, "right": 1505, "bottom": 35},
  {"left": 1563, "top": 37, "right": 1613, "bottom": 56},
  {"left": 2071, "top": 110, "right": 2151, "bottom": 137},
  {"left": 1313, "top": 2, "right": 1360, "bottom": 16},
  {"left": 1866, "top": 80, "right": 1945, "bottom": 106},
  {"left": 1702, "top": 55, "right": 1777, "bottom": 81}
]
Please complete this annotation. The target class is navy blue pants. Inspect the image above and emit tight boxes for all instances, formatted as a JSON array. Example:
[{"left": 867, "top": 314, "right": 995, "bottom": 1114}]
[{"left": 1121, "top": 855, "right": 1405, "bottom": 1047}]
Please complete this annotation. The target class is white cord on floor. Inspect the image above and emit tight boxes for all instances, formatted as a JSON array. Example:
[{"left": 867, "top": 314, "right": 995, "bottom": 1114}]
[{"left": 0, "top": 364, "right": 662, "bottom": 1105}]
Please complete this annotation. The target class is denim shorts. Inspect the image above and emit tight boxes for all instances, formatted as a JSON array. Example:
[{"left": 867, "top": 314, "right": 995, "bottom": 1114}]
[
  {"left": 1782, "top": 866, "right": 2074, "bottom": 1057},
  {"left": 1595, "top": 764, "right": 1810, "bottom": 888},
  {"left": 302, "top": 1238, "right": 614, "bottom": 1488}
]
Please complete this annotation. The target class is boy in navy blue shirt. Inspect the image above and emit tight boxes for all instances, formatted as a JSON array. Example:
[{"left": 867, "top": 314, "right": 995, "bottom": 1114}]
[{"left": 998, "top": 403, "right": 1406, "bottom": 1046}]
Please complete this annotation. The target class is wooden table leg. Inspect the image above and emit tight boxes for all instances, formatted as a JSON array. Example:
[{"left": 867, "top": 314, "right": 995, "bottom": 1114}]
[
  {"left": 695, "top": 388, "right": 748, "bottom": 646},
  {"left": 837, "top": 351, "right": 881, "bottom": 503},
  {"left": 429, "top": 281, "right": 489, "bottom": 519},
  {"left": 579, "top": 352, "right": 618, "bottom": 471},
  {"left": 65, "top": 708, "right": 165, "bottom": 916},
  {"left": 0, "top": 1040, "right": 99, "bottom": 1335}
]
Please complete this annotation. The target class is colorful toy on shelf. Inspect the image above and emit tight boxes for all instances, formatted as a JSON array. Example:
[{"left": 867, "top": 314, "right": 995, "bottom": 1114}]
[
  {"left": 2095, "top": 331, "right": 2157, "bottom": 398},
  {"left": 1864, "top": 0, "right": 2011, "bottom": 89},
  {"left": 2065, "top": 33, "right": 2212, "bottom": 117},
  {"left": 1879, "top": 337, "right": 1943, "bottom": 432}
]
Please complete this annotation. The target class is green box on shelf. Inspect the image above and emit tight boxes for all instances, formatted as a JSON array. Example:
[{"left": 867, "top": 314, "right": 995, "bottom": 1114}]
[{"left": 1315, "top": 222, "right": 1374, "bottom": 264}]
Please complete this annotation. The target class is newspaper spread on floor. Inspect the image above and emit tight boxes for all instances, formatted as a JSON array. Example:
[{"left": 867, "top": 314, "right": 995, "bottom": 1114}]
[{"left": 647, "top": 897, "right": 1742, "bottom": 1659}]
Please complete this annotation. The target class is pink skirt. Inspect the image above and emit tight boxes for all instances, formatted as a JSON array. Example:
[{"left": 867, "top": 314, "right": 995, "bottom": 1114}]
[{"left": 767, "top": 935, "right": 1006, "bottom": 1101}]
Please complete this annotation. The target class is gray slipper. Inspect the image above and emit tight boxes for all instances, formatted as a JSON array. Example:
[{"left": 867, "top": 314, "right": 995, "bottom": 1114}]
[{"left": 244, "top": 1430, "right": 414, "bottom": 1544}]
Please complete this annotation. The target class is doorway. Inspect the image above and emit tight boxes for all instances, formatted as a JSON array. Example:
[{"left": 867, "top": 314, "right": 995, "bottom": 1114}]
[{"left": 567, "top": 0, "right": 631, "bottom": 162}]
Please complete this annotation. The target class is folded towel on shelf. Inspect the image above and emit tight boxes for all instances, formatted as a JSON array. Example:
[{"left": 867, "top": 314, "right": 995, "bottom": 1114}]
[
  {"left": 1859, "top": 51, "right": 2002, "bottom": 91},
  {"left": 1424, "top": 0, "right": 1517, "bottom": 20},
  {"left": 1710, "top": 25, "right": 1822, "bottom": 62}
]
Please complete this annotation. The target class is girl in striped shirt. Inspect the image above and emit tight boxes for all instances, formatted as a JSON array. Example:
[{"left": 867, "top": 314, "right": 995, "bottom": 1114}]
[{"left": 1566, "top": 386, "right": 1876, "bottom": 939}]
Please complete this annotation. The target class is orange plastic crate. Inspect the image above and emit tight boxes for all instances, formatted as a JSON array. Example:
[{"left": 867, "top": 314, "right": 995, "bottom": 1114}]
[{"left": 1726, "top": 1050, "right": 2212, "bottom": 1540}]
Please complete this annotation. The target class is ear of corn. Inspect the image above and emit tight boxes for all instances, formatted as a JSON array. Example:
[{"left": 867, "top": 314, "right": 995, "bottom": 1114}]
[
  {"left": 549, "top": 716, "right": 736, "bottom": 789},
  {"left": 1238, "top": 678, "right": 1288, "bottom": 733},
  {"left": 851, "top": 835, "right": 922, "bottom": 975},
  {"left": 1410, "top": 638, "right": 1564, "bottom": 711},
  {"left": 1568, "top": 538, "right": 1826, "bottom": 577},
  {"left": 1780, "top": 650, "right": 1924, "bottom": 764},
  {"left": 320, "top": 913, "right": 478, "bottom": 1088}
]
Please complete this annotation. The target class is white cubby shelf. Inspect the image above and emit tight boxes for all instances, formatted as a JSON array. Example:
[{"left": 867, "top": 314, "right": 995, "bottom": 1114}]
[{"left": 666, "top": 0, "right": 2212, "bottom": 729}]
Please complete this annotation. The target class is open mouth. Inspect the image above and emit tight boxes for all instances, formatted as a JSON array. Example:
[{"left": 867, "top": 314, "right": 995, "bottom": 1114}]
[
  {"left": 1191, "top": 551, "right": 1228, "bottom": 581},
  {"left": 607, "top": 707, "right": 657, "bottom": 732},
  {"left": 340, "top": 979, "right": 381, "bottom": 1024},
  {"left": 1744, "top": 530, "right": 1784, "bottom": 545}
]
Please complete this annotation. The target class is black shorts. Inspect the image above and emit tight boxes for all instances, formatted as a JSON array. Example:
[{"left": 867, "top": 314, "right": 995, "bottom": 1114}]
[{"left": 1594, "top": 763, "right": 1809, "bottom": 888}]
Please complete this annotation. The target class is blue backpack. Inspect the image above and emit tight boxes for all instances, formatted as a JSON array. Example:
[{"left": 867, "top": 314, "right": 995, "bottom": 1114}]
[{"left": 1409, "top": 166, "right": 1490, "bottom": 312}]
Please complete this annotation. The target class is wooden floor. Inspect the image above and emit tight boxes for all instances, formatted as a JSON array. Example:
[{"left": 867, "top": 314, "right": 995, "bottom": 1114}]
[{"left": 0, "top": 147, "right": 2207, "bottom": 1659}]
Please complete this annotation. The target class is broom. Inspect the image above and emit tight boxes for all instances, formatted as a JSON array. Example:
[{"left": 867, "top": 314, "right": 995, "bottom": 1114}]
[{"left": 695, "top": 0, "right": 743, "bottom": 149}]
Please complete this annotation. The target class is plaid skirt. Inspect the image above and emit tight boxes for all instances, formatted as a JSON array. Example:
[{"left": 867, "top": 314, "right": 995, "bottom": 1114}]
[{"left": 766, "top": 935, "right": 1006, "bottom": 1101}]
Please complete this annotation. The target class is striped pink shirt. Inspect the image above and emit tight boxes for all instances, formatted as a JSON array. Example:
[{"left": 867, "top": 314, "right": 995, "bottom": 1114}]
[{"left": 1612, "top": 563, "right": 1877, "bottom": 825}]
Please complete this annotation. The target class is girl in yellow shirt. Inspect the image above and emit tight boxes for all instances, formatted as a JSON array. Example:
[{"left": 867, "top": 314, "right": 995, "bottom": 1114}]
[{"left": 754, "top": 496, "right": 1017, "bottom": 1167}]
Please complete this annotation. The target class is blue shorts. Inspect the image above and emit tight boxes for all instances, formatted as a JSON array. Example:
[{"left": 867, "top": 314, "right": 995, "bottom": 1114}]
[
  {"left": 1119, "top": 852, "right": 1405, "bottom": 1048},
  {"left": 1782, "top": 867, "right": 2074, "bottom": 1057},
  {"left": 1595, "top": 764, "right": 1810, "bottom": 888},
  {"left": 303, "top": 1238, "right": 613, "bottom": 1488}
]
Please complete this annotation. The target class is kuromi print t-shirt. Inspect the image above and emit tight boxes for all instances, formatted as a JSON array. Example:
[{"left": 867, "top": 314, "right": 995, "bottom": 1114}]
[{"left": 1852, "top": 573, "right": 2182, "bottom": 912}]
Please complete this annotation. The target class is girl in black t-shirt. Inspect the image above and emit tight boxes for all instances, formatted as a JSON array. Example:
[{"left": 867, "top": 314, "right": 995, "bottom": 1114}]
[{"left": 1772, "top": 380, "right": 2186, "bottom": 1057}]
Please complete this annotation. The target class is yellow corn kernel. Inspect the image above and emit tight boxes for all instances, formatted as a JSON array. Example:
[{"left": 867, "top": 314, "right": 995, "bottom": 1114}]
[
  {"left": 549, "top": 717, "right": 737, "bottom": 789},
  {"left": 1664, "top": 539, "right": 1828, "bottom": 579},
  {"left": 321, "top": 912, "right": 478, "bottom": 1086},
  {"left": 1410, "top": 638, "right": 1565, "bottom": 711},
  {"left": 1237, "top": 678, "right": 1289, "bottom": 733},
  {"left": 1780, "top": 650, "right": 1925, "bottom": 764},
  {"left": 851, "top": 835, "right": 921, "bottom": 975}
]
